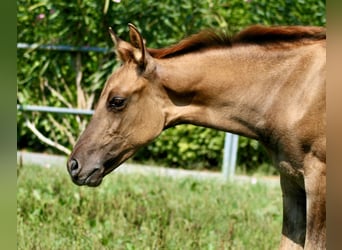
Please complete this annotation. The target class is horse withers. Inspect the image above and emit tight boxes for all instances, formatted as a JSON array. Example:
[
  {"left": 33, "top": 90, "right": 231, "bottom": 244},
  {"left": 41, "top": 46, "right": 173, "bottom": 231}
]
[{"left": 67, "top": 24, "right": 326, "bottom": 249}]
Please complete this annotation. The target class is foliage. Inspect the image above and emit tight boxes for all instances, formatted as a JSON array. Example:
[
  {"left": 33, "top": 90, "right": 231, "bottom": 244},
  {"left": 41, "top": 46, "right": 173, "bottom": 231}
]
[
  {"left": 17, "top": 0, "right": 325, "bottom": 171},
  {"left": 17, "top": 165, "right": 282, "bottom": 249},
  {"left": 134, "top": 125, "right": 225, "bottom": 170}
]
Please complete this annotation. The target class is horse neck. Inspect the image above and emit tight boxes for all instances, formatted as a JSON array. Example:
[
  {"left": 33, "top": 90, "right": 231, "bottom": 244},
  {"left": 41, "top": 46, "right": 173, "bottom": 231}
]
[{"left": 156, "top": 43, "right": 325, "bottom": 141}]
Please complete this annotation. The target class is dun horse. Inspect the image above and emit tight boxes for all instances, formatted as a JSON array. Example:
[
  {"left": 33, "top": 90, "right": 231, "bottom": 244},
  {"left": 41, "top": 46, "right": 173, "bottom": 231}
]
[{"left": 67, "top": 24, "right": 326, "bottom": 249}]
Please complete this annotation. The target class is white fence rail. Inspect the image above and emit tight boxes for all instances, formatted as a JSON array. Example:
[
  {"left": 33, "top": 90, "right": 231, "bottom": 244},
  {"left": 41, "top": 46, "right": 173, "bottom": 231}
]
[{"left": 17, "top": 104, "right": 94, "bottom": 115}]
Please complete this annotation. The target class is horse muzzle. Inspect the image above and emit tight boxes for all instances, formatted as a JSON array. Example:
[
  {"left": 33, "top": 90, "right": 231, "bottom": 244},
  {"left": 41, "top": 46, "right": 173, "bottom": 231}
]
[{"left": 67, "top": 158, "right": 104, "bottom": 187}]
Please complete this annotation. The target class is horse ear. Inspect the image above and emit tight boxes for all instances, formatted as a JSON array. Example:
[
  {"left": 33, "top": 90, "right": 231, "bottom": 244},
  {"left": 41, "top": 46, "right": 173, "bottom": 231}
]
[
  {"left": 109, "top": 27, "right": 120, "bottom": 47},
  {"left": 109, "top": 25, "right": 152, "bottom": 70},
  {"left": 128, "top": 23, "right": 147, "bottom": 67},
  {"left": 109, "top": 27, "right": 135, "bottom": 63}
]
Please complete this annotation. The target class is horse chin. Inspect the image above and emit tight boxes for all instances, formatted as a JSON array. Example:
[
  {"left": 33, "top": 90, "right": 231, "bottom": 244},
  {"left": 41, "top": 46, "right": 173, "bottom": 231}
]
[
  {"left": 103, "top": 157, "right": 127, "bottom": 176},
  {"left": 102, "top": 149, "right": 136, "bottom": 176},
  {"left": 84, "top": 178, "right": 103, "bottom": 187}
]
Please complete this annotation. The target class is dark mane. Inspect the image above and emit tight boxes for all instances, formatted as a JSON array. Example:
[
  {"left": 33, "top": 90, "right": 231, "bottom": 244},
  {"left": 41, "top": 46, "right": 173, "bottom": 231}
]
[
  {"left": 148, "top": 25, "right": 326, "bottom": 59},
  {"left": 148, "top": 30, "right": 232, "bottom": 59}
]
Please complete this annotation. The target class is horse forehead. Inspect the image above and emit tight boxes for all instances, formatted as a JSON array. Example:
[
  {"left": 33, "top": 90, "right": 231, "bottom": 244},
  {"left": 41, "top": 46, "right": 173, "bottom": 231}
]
[
  {"left": 104, "top": 64, "right": 146, "bottom": 95},
  {"left": 110, "top": 64, "right": 137, "bottom": 83}
]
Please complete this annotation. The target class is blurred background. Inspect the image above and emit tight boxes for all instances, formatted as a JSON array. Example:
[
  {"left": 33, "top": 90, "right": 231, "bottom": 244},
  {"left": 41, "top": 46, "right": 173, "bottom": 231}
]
[{"left": 17, "top": 0, "right": 325, "bottom": 175}]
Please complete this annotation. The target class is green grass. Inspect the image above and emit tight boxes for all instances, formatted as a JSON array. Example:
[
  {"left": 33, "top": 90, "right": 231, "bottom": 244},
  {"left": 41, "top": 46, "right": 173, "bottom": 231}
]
[{"left": 17, "top": 165, "right": 282, "bottom": 250}]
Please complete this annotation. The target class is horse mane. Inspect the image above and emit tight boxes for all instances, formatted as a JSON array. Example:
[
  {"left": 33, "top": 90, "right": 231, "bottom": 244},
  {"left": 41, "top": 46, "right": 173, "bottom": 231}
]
[{"left": 148, "top": 25, "right": 326, "bottom": 59}]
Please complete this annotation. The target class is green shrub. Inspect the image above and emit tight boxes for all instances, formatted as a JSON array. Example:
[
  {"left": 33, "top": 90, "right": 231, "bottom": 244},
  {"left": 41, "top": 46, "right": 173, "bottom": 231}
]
[
  {"left": 17, "top": 0, "right": 325, "bottom": 172},
  {"left": 133, "top": 125, "right": 225, "bottom": 170}
]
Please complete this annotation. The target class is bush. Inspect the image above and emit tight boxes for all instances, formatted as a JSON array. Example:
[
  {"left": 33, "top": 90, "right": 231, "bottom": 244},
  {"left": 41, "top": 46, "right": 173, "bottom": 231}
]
[
  {"left": 17, "top": 0, "right": 325, "bottom": 173},
  {"left": 133, "top": 125, "right": 225, "bottom": 170}
]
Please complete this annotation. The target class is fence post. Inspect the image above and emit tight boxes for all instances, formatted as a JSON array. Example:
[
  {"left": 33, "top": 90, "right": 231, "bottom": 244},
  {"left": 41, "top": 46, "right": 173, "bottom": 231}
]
[{"left": 222, "top": 133, "right": 239, "bottom": 181}]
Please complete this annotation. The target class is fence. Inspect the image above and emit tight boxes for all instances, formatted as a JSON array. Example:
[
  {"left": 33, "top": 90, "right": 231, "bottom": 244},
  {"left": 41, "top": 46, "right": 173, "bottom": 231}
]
[{"left": 17, "top": 43, "right": 239, "bottom": 180}]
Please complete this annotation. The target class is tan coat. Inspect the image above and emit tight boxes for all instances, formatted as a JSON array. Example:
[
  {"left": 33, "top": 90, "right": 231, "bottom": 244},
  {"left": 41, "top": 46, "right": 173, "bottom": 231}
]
[{"left": 67, "top": 24, "right": 326, "bottom": 249}]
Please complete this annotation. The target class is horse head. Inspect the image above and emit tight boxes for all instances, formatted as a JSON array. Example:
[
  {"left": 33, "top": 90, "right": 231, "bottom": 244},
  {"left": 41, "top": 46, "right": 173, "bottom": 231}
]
[{"left": 67, "top": 24, "right": 164, "bottom": 186}]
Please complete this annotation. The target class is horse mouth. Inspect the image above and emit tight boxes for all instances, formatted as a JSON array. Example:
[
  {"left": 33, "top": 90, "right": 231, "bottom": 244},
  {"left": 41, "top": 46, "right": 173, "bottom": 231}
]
[
  {"left": 77, "top": 158, "right": 119, "bottom": 187},
  {"left": 72, "top": 150, "right": 134, "bottom": 187},
  {"left": 84, "top": 168, "right": 103, "bottom": 187},
  {"left": 70, "top": 167, "right": 104, "bottom": 187}
]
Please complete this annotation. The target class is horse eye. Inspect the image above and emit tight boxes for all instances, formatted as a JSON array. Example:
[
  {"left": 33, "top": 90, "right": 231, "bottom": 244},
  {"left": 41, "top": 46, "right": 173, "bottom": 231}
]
[{"left": 108, "top": 97, "right": 127, "bottom": 111}]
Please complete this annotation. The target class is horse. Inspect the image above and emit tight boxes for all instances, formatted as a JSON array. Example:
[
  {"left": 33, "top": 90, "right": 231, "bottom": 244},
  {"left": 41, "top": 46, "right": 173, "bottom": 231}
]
[{"left": 67, "top": 24, "right": 326, "bottom": 249}]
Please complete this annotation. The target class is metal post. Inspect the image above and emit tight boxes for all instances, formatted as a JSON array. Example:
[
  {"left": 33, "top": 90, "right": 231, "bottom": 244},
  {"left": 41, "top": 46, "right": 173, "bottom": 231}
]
[{"left": 222, "top": 133, "right": 239, "bottom": 181}]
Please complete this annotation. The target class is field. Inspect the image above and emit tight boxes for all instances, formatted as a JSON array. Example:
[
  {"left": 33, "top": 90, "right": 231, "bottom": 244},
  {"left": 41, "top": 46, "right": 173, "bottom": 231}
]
[{"left": 17, "top": 165, "right": 282, "bottom": 250}]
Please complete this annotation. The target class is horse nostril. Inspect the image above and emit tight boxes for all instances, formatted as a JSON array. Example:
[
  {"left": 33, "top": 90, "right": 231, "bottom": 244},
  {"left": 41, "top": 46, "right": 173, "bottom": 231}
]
[{"left": 68, "top": 158, "right": 80, "bottom": 177}]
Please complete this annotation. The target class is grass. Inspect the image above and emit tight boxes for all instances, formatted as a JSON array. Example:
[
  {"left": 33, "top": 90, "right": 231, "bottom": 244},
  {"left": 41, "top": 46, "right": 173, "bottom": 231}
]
[{"left": 17, "top": 165, "right": 282, "bottom": 250}]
